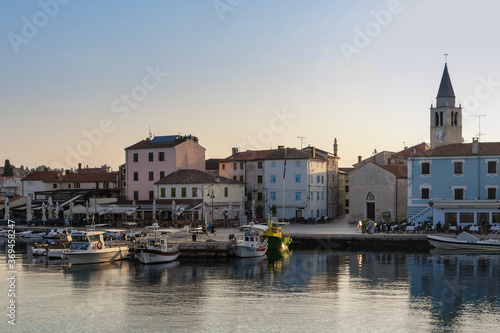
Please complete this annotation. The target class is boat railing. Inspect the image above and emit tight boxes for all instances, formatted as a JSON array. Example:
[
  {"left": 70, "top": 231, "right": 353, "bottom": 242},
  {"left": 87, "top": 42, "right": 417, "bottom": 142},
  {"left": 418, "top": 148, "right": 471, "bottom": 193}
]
[{"left": 485, "top": 229, "right": 500, "bottom": 241}]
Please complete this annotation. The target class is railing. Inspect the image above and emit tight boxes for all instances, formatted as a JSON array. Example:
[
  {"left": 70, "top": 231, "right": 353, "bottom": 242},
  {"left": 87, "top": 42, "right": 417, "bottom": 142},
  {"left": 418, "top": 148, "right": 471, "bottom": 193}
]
[{"left": 408, "top": 205, "right": 433, "bottom": 224}]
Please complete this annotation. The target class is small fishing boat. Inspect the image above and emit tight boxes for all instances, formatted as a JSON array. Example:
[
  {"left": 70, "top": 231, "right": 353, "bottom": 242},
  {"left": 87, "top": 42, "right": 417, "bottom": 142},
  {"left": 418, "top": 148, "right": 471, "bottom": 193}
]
[
  {"left": 262, "top": 217, "right": 291, "bottom": 251},
  {"left": 32, "top": 233, "right": 73, "bottom": 258},
  {"left": 136, "top": 223, "right": 180, "bottom": 264},
  {"left": 63, "top": 230, "right": 129, "bottom": 264},
  {"left": 231, "top": 223, "right": 269, "bottom": 258},
  {"left": 18, "top": 230, "right": 46, "bottom": 238},
  {"left": 427, "top": 230, "right": 500, "bottom": 251},
  {"left": 44, "top": 228, "right": 72, "bottom": 239}
]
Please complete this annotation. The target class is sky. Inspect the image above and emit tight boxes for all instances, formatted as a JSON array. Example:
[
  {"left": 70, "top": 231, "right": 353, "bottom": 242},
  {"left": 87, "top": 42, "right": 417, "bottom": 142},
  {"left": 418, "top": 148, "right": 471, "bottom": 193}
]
[{"left": 2, "top": 0, "right": 500, "bottom": 171}]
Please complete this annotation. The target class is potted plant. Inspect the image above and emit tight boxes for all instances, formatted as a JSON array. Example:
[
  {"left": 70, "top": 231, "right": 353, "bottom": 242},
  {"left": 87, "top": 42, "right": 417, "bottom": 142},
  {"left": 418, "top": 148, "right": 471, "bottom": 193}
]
[
  {"left": 361, "top": 220, "right": 368, "bottom": 233},
  {"left": 421, "top": 222, "right": 428, "bottom": 234},
  {"left": 398, "top": 224, "right": 405, "bottom": 234},
  {"left": 444, "top": 223, "right": 450, "bottom": 233}
]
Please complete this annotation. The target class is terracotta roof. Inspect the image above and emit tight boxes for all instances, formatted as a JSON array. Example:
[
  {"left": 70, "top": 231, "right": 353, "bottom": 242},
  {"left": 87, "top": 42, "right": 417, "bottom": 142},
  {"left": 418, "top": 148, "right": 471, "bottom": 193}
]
[
  {"left": 62, "top": 172, "right": 118, "bottom": 183},
  {"left": 393, "top": 142, "right": 429, "bottom": 157},
  {"left": 266, "top": 148, "right": 324, "bottom": 160},
  {"left": 154, "top": 169, "right": 243, "bottom": 185},
  {"left": 412, "top": 142, "right": 500, "bottom": 157},
  {"left": 125, "top": 135, "right": 201, "bottom": 150},
  {"left": 221, "top": 149, "right": 275, "bottom": 162},
  {"left": 21, "top": 171, "right": 60, "bottom": 182},
  {"left": 378, "top": 164, "right": 407, "bottom": 178}
]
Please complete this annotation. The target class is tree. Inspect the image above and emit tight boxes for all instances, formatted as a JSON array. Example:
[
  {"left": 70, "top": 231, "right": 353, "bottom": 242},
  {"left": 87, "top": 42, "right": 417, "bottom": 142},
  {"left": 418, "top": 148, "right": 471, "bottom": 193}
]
[{"left": 2, "top": 159, "right": 14, "bottom": 177}]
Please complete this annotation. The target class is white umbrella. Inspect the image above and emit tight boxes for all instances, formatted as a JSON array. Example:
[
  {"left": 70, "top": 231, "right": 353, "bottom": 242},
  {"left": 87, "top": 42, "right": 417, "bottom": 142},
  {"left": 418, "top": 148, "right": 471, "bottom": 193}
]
[
  {"left": 69, "top": 201, "right": 74, "bottom": 221},
  {"left": 42, "top": 202, "right": 47, "bottom": 222},
  {"left": 3, "top": 197, "right": 9, "bottom": 221},
  {"left": 26, "top": 197, "right": 32, "bottom": 222},
  {"left": 132, "top": 200, "right": 137, "bottom": 221},
  {"left": 251, "top": 199, "right": 256, "bottom": 221},
  {"left": 152, "top": 198, "right": 157, "bottom": 221},
  {"left": 171, "top": 200, "right": 176, "bottom": 218},
  {"left": 48, "top": 197, "right": 53, "bottom": 220},
  {"left": 55, "top": 201, "right": 60, "bottom": 220},
  {"left": 239, "top": 200, "right": 244, "bottom": 216}
]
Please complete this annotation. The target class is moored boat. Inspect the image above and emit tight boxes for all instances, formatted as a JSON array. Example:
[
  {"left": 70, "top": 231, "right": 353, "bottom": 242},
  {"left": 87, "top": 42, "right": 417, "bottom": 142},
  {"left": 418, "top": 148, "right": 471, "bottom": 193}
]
[
  {"left": 231, "top": 223, "right": 269, "bottom": 258},
  {"left": 63, "top": 230, "right": 129, "bottom": 264},
  {"left": 262, "top": 217, "right": 291, "bottom": 251},
  {"left": 32, "top": 233, "right": 73, "bottom": 258},
  {"left": 136, "top": 223, "right": 180, "bottom": 264},
  {"left": 427, "top": 230, "right": 500, "bottom": 251}
]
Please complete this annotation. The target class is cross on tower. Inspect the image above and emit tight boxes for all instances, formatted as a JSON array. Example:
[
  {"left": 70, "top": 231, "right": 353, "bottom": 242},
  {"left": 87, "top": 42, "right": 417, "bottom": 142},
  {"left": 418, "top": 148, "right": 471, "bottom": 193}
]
[{"left": 444, "top": 52, "right": 448, "bottom": 63}]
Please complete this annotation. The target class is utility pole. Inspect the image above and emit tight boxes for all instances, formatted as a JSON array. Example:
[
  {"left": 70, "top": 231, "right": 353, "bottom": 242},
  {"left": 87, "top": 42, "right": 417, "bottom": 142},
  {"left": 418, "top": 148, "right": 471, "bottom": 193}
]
[{"left": 470, "top": 114, "right": 486, "bottom": 141}]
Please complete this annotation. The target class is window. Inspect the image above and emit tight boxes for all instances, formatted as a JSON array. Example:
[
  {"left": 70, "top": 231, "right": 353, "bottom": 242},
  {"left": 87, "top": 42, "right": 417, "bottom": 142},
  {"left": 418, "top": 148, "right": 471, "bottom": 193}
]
[
  {"left": 171, "top": 188, "right": 176, "bottom": 198},
  {"left": 233, "top": 176, "right": 237, "bottom": 180},
  {"left": 322, "top": 175, "right": 324, "bottom": 184},
  {"left": 123, "top": 181, "right": 126, "bottom": 187},
  {"left": 149, "top": 191, "right": 154, "bottom": 200},
  {"left": 322, "top": 192, "right": 324, "bottom": 201},
  {"left": 271, "top": 192, "right": 276, "bottom": 201},
  {"left": 122, "top": 168, "right": 126, "bottom": 174},
  {"left": 149, "top": 171, "right": 154, "bottom": 181},
  {"left": 421, "top": 188, "right": 430, "bottom": 200},
  {"left": 488, "top": 161, "right": 497, "bottom": 174},
  {"left": 493, "top": 213, "right": 500, "bottom": 224},
  {"left": 296, "top": 161, "right": 301, "bottom": 167},
  {"left": 149, "top": 152, "right": 154, "bottom": 162},
  {"left": 421, "top": 162, "right": 430, "bottom": 175},
  {"left": 247, "top": 192, "right": 252, "bottom": 201},
  {"left": 317, "top": 192, "right": 320, "bottom": 201},
  {"left": 133, "top": 153, "right": 138, "bottom": 162},
  {"left": 271, "top": 161, "right": 276, "bottom": 167},
  {"left": 192, "top": 188, "right": 198, "bottom": 197},
  {"left": 257, "top": 192, "right": 262, "bottom": 200},
  {"left": 460, "top": 213, "right": 474, "bottom": 224},
  {"left": 271, "top": 175, "right": 276, "bottom": 183},
  {"left": 453, "top": 161, "right": 463, "bottom": 175},
  {"left": 317, "top": 175, "right": 320, "bottom": 183},
  {"left": 224, "top": 187, "right": 229, "bottom": 197},
  {"left": 68, "top": 184, "right": 71, "bottom": 189},
  {"left": 161, "top": 188, "right": 166, "bottom": 198},
  {"left": 222, "top": 164, "right": 225, "bottom": 170},
  {"left": 233, "top": 163, "right": 237, "bottom": 170},
  {"left": 295, "top": 192, "right": 301, "bottom": 200},
  {"left": 160, "top": 171, "right": 165, "bottom": 179},
  {"left": 295, "top": 174, "right": 301, "bottom": 183},
  {"left": 345, "top": 185, "right": 349, "bottom": 193},
  {"left": 311, "top": 175, "right": 314, "bottom": 183},
  {"left": 53, "top": 184, "right": 57, "bottom": 189},
  {"left": 158, "top": 152, "right": 165, "bottom": 161},
  {"left": 133, "top": 172, "right": 138, "bottom": 181},
  {"left": 488, "top": 187, "right": 497, "bottom": 200},
  {"left": 258, "top": 161, "right": 263, "bottom": 169},
  {"left": 311, "top": 192, "right": 314, "bottom": 201},
  {"left": 134, "top": 191, "right": 139, "bottom": 200},
  {"left": 454, "top": 188, "right": 464, "bottom": 200},
  {"left": 239, "top": 175, "right": 244, "bottom": 182},
  {"left": 240, "top": 162, "right": 244, "bottom": 170},
  {"left": 257, "top": 175, "right": 263, "bottom": 183},
  {"left": 181, "top": 188, "right": 186, "bottom": 198}
]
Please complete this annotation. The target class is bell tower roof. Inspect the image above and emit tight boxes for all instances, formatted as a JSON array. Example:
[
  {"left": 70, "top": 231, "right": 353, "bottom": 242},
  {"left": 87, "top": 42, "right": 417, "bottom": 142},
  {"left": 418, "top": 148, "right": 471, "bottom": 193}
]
[{"left": 437, "top": 63, "right": 455, "bottom": 98}]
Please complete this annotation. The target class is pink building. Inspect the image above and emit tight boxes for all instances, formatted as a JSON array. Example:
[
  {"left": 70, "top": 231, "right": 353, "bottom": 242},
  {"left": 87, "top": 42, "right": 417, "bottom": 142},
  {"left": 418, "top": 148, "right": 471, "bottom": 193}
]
[{"left": 124, "top": 135, "right": 206, "bottom": 201}]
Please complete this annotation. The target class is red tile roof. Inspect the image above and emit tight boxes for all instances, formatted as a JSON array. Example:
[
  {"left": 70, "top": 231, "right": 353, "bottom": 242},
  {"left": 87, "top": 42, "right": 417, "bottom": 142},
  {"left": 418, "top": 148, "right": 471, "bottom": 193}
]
[
  {"left": 221, "top": 149, "right": 275, "bottom": 162},
  {"left": 413, "top": 142, "right": 500, "bottom": 157},
  {"left": 21, "top": 171, "right": 60, "bottom": 182},
  {"left": 221, "top": 148, "right": 324, "bottom": 162},
  {"left": 394, "top": 142, "right": 429, "bottom": 157},
  {"left": 378, "top": 164, "right": 408, "bottom": 178},
  {"left": 125, "top": 136, "right": 202, "bottom": 150},
  {"left": 155, "top": 169, "right": 243, "bottom": 185},
  {"left": 63, "top": 172, "right": 118, "bottom": 183}
]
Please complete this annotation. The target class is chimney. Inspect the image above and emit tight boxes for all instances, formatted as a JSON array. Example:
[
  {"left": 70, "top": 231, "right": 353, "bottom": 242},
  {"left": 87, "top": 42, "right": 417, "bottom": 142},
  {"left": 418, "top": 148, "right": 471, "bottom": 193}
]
[
  {"left": 311, "top": 147, "right": 316, "bottom": 158},
  {"left": 232, "top": 147, "right": 239, "bottom": 155},
  {"left": 278, "top": 145, "right": 284, "bottom": 149},
  {"left": 358, "top": 155, "right": 362, "bottom": 163},
  {"left": 472, "top": 137, "right": 479, "bottom": 155},
  {"left": 333, "top": 138, "right": 338, "bottom": 157},
  {"left": 78, "top": 163, "right": 82, "bottom": 170}
]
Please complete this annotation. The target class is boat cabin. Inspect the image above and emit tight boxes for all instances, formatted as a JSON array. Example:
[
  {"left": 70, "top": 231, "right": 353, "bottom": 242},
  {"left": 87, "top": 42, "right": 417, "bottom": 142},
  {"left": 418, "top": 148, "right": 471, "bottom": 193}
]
[{"left": 70, "top": 231, "right": 105, "bottom": 251}]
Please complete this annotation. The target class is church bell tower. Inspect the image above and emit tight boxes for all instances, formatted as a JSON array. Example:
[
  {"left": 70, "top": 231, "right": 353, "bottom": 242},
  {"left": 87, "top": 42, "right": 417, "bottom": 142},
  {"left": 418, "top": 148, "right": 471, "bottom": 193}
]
[{"left": 430, "top": 61, "right": 462, "bottom": 148}]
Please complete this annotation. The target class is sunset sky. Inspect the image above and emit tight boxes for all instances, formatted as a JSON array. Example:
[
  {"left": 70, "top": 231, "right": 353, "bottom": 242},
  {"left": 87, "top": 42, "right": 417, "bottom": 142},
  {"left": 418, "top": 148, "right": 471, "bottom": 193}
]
[{"left": 2, "top": 0, "right": 500, "bottom": 171}]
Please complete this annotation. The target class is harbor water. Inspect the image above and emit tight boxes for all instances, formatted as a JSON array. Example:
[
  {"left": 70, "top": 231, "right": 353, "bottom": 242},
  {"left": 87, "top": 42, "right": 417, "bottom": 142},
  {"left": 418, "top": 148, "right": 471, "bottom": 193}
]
[{"left": 1, "top": 239, "right": 500, "bottom": 332}]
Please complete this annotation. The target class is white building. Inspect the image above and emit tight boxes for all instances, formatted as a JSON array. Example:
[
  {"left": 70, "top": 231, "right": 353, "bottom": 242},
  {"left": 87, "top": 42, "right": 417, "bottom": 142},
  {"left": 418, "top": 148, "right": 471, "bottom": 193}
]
[{"left": 155, "top": 169, "right": 244, "bottom": 224}]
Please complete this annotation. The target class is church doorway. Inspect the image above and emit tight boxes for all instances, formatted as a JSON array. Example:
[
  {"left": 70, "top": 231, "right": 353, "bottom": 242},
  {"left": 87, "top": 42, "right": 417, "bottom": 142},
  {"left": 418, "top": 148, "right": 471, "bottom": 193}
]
[{"left": 366, "top": 192, "right": 376, "bottom": 220}]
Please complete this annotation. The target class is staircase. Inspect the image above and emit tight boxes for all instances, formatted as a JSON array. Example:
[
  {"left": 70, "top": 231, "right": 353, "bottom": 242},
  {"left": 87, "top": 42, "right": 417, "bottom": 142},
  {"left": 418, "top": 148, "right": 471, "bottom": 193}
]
[{"left": 408, "top": 205, "right": 433, "bottom": 224}]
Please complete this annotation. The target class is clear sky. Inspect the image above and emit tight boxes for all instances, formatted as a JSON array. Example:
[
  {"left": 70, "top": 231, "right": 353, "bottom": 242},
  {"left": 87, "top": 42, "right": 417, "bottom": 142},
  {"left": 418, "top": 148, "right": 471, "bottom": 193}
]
[{"left": 2, "top": 0, "right": 500, "bottom": 171}]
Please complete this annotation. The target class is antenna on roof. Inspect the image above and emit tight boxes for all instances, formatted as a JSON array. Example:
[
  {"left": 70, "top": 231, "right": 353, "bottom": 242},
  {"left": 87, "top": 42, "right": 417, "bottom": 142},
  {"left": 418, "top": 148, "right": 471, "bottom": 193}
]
[
  {"left": 297, "top": 136, "right": 307, "bottom": 149},
  {"left": 148, "top": 126, "right": 153, "bottom": 139}
]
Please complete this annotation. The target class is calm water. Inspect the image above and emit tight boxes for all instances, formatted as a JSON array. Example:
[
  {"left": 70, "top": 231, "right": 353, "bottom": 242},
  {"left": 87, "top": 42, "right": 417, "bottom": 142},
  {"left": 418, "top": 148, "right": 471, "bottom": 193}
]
[{"left": 1, "top": 239, "right": 500, "bottom": 333}]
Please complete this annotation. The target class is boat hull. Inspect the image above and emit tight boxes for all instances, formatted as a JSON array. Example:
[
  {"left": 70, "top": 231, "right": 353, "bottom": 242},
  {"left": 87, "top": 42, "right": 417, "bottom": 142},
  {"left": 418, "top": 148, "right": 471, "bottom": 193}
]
[
  {"left": 427, "top": 235, "right": 500, "bottom": 251},
  {"left": 66, "top": 247, "right": 129, "bottom": 264},
  {"left": 265, "top": 235, "right": 291, "bottom": 251},
  {"left": 137, "top": 249, "right": 180, "bottom": 264},
  {"left": 232, "top": 244, "right": 268, "bottom": 258}
]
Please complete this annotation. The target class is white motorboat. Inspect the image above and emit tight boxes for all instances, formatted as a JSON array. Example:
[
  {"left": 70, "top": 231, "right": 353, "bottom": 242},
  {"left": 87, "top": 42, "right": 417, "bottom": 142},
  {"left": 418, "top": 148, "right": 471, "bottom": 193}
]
[
  {"left": 18, "top": 230, "right": 46, "bottom": 238},
  {"left": 427, "top": 230, "right": 500, "bottom": 251},
  {"left": 63, "top": 230, "right": 129, "bottom": 264},
  {"left": 231, "top": 223, "right": 269, "bottom": 258},
  {"left": 137, "top": 223, "right": 180, "bottom": 264},
  {"left": 45, "top": 228, "right": 72, "bottom": 239},
  {"left": 32, "top": 233, "right": 73, "bottom": 258}
]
